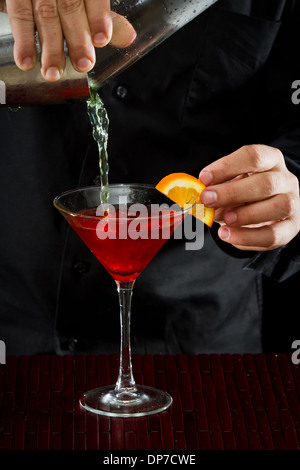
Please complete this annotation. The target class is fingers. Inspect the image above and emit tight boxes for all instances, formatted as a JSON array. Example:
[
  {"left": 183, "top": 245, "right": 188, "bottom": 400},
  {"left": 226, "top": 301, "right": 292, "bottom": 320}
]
[
  {"left": 199, "top": 144, "right": 285, "bottom": 186},
  {"left": 57, "top": 0, "right": 95, "bottom": 74},
  {"left": 7, "top": 0, "right": 133, "bottom": 81},
  {"left": 6, "top": 0, "right": 37, "bottom": 71},
  {"left": 200, "top": 144, "right": 300, "bottom": 251},
  {"left": 200, "top": 170, "right": 292, "bottom": 208},
  {"left": 33, "top": 0, "right": 65, "bottom": 80},
  {"left": 110, "top": 13, "right": 137, "bottom": 48},
  {"left": 85, "top": 0, "right": 112, "bottom": 47},
  {"left": 218, "top": 217, "right": 300, "bottom": 251},
  {"left": 223, "top": 194, "right": 297, "bottom": 227}
]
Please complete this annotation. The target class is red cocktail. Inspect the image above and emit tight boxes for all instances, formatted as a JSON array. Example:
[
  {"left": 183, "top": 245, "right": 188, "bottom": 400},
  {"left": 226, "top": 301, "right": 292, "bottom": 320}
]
[{"left": 54, "top": 184, "right": 192, "bottom": 416}]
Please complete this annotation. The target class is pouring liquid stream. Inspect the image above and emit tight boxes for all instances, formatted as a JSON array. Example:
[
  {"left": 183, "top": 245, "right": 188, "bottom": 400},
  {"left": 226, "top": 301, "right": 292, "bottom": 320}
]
[{"left": 86, "top": 87, "right": 110, "bottom": 207}]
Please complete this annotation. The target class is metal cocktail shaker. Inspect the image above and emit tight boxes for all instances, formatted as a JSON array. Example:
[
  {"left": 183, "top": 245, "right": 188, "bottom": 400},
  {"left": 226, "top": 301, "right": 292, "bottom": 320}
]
[{"left": 0, "top": 0, "right": 218, "bottom": 106}]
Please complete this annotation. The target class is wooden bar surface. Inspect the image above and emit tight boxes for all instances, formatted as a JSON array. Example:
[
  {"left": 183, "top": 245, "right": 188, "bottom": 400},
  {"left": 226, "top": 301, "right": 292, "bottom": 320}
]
[{"left": 0, "top": 353, "right": 299, "bottom": 450}]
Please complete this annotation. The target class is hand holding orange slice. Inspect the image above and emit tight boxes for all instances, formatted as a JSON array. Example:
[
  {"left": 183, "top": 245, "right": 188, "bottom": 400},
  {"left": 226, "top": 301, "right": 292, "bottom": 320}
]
[{"left": 156, "top": 172, "right": 215, "bottom": 227}]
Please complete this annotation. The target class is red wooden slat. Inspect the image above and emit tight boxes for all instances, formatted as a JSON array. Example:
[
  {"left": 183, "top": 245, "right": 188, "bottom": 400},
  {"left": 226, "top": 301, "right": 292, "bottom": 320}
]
[
  {"left": 86, "top": 355, "right": 97, "bottom": 373},
  {"left": 160, "top": 411, "right": 174, "bottom": 450},
  {"left": 124, "top": 417, "right": 135, "bottom": 432},
  {"left": 63, "top": 355, "right": 73, "bottom": 373},
  {"left": 50, "top": 402, "right": 62, "bottom": 434},
  {"left": 136, "top": 416, "right": 149, "bottom": 450},
  {"left": 132, "top": 354, "right": 142, "bottom": 372},
  {"left": 74, "top": 432, "right": 86, "bottom": 450},
  {"left": 155, "top": 371, "right": 167, "bottom": 392},
  {"left": 147, "top": 414, "right": 160, "bottom": 432},
  {"left": 62, "top": 411, "right": 74, "bottom": 450},
  {"left": 165, "top": 355, "right": 179, "bottom": 392},
  {"left": 37, "top": 413, "right": 50, "bottom": 450},
  {"left": 98, "top": 415, "right": 110, "bottom": 433},
  {"left": 15, "top": 373, "right": 27, "bottom": 412},
  {"left": 239, "top": 389, "right": 257, "bottom": 431},
  {"left": 272, "top": 430, "right": 288, "bottom": 450},
  {"left": 149, "top": 431, "right": 162, "bottom": 450},
  {"left": 216, "top": 390, "right": 232, "bottom": 432},
  {"left": 99, "top": 432, "right": 111, "bottom": 450},
  {"left": 86, "top": 372, "right": 98, "bottom": 391},
  {"left": 51, "top": 355, "right": 63, "bottom": 392},
  {"left": 179, "top": 372, "right": 193, "bottom": 412},
  {"left": 125, "top": 431, "right": 137, "bottom": 450},
  {"left": 278, "top": 353, "right": 295, "bottom": 391},
  {"left": 247, "top": 370, "right": 265, "bottom": 410},
  {"left": 18, "top": 356, "right": 30, "bottom": 375},
  {"left": 290, "top": 361, "right": 300, "bottom": 396},
  {"left": 256, "top": 410, "right": 274, "bottom": 450},
  {"left": 183, "top": 411, "right": 199, "bottom": 449},
  {"left": 174, "top": 431, "right": 187, "bottom": 450},
  {"left": 211, "top": 427, "right": 224, "bottom": 450},
  {"left": 223, "top": 431, "right": 237, "bottom": 450},
  {"left": 193, "top": 391, "right": 209, "bottom": 431},
  {"left": 28, "top": 356, "right": 40, "bottom": 393},
  {"left": 74, "top": 355, "right": 86, "bottom": 392},
  {"left": 198, "top": 354, "right": 210, "bottom": 372},
  {"left": 39, "top": 374, "right": 51, "bottom": 413},
  {"left": 224, "top": 372, "right": 241, "bottom": 411},
  {"left": 154, "top": 354, "right": 165, "bottom": 372},
  {"left": 263, "top": 389, "right": 281, "bottom": 431},
  {"left": 14, "top": 412, "right": 25, "bottom": 450},
  {"left": 280, "top": 409, "right": 300, "bottom": 450},
  {"left": 40, "top": 355, "right": 51, "bottom": 373},
  {"left": 210, "top": 354, "right": 226, "bottom": 391},
  {"left": 231, "top": 411, "right": 248, "bottom": 450},
  {"left": 111, "top": 417, "right": 124, "bottom": 450},
  {"left": 86, "top": 412, "right": 99, "bottom": 450},
  {"left": 202, "top": 373, "right": 216, "bottom": 401},
  {"left": 63, "top": 373, "right": 75, "bottom": 412},
  {"left": 246, "top": 430, "right": 262, "bottom": 450},
  {"left": 221, "top": 353, "right": 233, "bottom": 371},
  {"left": 176, "top": 354, "right": 188, "bottom": 372},
  {"left": 5, "top": 356, "right": 18, "bottom": 393},
  {"left": 170, "top": 391, "right": 184, "bottom": 431},
  {"left": 233, "top": 355, "right": 249, "bottom": 391},
  {"left": 286, "top": 389, "right": 300, "bottom": 428},
  {"left": 198, "top": 431, "right": 211, "bottom": 450},
  {"left": 187, "top": 355, "right": 202, "bottom": 391},
  {"left": 255, "top": 354, "right": 273, "bottom": 391},
  {"left": 50, "top": 433, "right": 61, "bottom": 450},
  {"left": 25, "top": 395, "right": 38, "bottom": 434},
  {"left": 74, "top": 392, "right": 86, "bottom": 433},
  {"left": 143, "top": 355, "right": 155, "bottom": 388}
]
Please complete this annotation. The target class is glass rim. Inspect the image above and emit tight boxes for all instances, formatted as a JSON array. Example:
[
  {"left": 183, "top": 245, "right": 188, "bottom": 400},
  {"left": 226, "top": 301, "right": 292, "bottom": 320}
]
[{"left": 53, "top": 183, "right": 196, "bottom": 221}]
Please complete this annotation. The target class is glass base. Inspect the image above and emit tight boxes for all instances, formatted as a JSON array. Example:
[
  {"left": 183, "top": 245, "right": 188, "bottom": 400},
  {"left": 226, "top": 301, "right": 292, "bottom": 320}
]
[{"left": 79, "top": 385, "right": 173, "bottom": 417}]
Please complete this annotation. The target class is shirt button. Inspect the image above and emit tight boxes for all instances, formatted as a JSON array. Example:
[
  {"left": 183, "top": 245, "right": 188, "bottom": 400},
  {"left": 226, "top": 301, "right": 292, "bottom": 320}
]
[
  {"left": 73, "top": 260, "right": 90, "bottom": 274},
  {"left": 114, "top": 85, "right": 128, "bottom": 99},
  {"left": 68, "top": 338, "right": 78, "bottom": 352},
  {"left": 93, "top": 175, "right": 100, "bottom": 185}
]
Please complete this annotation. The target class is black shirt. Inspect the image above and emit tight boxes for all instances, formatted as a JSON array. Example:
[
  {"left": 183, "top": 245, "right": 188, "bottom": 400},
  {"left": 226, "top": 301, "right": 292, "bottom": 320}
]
[{"left": 0, "top": 0, "right": 299, "bottom": 355}]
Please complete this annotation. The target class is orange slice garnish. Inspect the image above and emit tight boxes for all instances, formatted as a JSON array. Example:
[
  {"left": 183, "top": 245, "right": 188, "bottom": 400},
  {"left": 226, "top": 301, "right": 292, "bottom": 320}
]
[{"left": 156, "top": 172, "right": 215, "bottom": 227}]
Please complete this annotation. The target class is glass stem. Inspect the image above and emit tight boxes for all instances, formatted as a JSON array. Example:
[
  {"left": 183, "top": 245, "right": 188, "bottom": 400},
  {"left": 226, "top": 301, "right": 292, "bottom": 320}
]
[{"left": 115, "top": 280, "right": 136, "bottom": 393}]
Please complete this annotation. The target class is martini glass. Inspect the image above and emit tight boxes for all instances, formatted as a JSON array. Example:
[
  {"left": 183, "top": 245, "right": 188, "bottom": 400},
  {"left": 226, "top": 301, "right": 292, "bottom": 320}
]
[{"left": 53, "top": 184, "right": 193, "bottom": 417}]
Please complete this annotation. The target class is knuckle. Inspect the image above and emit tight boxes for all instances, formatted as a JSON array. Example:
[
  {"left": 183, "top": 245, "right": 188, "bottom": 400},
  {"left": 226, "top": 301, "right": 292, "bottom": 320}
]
[
  {"left": 263, "top": 173, "right": 277, "bottom": 196},
  {"left": 267, "top": 225, "right": 282, "bottom": 249},
  {"left": 59, "top": 0, "right": 83, "bottom": 15},
  {"left": 245, "top": 144, "right": 265, "bottom": 170},
  {"left": 272, "top": 147, "right": 285, "bottom": 166},
  {"left": 282, "top": 193, "right": 297, "bottom": 217},
  {"left": 290, "top": 171, "right": 300, "bottom": 193},
  {"left": 35, "top": 2, "right": 59, "bottom": 20},
  {"left": 10, "top": 7, "right": 34, "bottom": 23}
]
